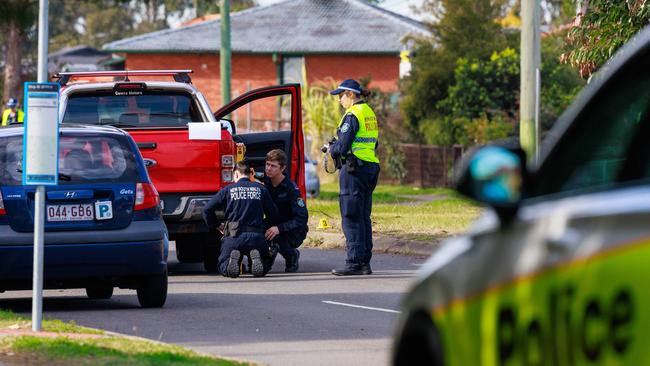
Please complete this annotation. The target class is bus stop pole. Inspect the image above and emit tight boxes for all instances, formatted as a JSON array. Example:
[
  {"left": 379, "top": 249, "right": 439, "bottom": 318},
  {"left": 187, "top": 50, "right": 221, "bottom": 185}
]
[{"left": 32, "top": 0, "right": 49, "bottom": 332}]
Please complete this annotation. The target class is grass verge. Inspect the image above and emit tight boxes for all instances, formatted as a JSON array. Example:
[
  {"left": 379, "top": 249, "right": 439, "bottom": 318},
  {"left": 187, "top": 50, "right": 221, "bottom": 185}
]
[
  {"left": 0, "top": 310, "right": 249, "bottom": 366},
  {"left": 307, "top": 183, "right": 482, "bottom": 244}
]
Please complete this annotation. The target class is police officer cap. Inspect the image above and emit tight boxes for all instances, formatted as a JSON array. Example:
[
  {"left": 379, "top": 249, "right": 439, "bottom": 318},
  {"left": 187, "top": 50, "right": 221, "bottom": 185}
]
[
  {"left": 329, "top": 79, "right": 362, "bottom": 95},
  {"left": 6, "top": 98, "right": 18, "bottom": 108}
]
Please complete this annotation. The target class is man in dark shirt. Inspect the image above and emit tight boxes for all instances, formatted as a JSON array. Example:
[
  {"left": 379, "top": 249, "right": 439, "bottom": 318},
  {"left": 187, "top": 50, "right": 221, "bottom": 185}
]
[
  {"left": 203, "top": 160, "right": 278, "bottom": 277},
  {"left": 263, "top": 149, "right": 309, "bottom": 272}
]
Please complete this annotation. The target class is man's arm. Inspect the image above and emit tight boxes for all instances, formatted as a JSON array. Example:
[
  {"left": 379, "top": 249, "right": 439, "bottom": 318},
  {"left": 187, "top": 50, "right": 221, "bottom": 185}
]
[
  {"left": 261, "top": 188, "right": 278, "bottom": 222},
  {"left": 278, "top": 184, "right": 308, "bottom": 233},
  {"left": 329, "top": 114, "right": 359, "bottom": 159},
  {"left": 202, "top": 189, "right": 226, "bottom": 230}
]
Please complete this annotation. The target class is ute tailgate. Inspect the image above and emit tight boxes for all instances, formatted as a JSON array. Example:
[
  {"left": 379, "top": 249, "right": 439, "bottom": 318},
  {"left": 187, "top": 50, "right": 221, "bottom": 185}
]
[{"left": 127, "top": 129, "right": 224, "bottom": 193}]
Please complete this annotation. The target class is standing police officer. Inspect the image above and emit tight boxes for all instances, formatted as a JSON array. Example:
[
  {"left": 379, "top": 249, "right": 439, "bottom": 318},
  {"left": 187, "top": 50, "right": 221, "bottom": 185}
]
[
  {"left": 203, "top": 160, "right": 278, "bottom": 278},
  {"left": 262, "top": 149, "right": 308, "bottom": 272},
  {"left": 1, "top": 98, "right": 24, "bottom": 126},
  {"left": 328, "top": 79, "right": 380, "bottom": 276}
]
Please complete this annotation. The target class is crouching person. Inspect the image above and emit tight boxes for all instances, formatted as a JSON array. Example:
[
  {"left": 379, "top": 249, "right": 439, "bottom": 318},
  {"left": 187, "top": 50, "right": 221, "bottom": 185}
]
[
  {"left": 263, "top": 149, "right": 308, "bottom": 272},
  {"left": 202, "top": 160, "right": 278, "bottom": 278}
]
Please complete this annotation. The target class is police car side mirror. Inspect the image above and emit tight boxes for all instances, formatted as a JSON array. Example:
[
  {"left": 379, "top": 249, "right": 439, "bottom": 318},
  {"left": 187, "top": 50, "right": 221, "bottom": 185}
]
[{"left": 455, "top": 146, "right": 526, "bottom": 223}]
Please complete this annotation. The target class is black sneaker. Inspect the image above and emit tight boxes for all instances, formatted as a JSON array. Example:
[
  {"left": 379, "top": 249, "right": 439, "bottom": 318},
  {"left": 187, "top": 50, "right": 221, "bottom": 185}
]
[
  {"left": 226, "top": 250, "right": 241, "bottom": 278},
  {"left": 361, "top": 263, "right": 372, "bottom": 275},
  {"left": 285, "top": 249, "right": 300, "bottom": 273},
  {"left": 250, "top": 249, "right": 265, "bottom": 277},
  {"left": 268, "top": 243, "right": 279, "bottom": 265},
  {"left": 331, "top": 266, "right": 363, "bottom": 276}
]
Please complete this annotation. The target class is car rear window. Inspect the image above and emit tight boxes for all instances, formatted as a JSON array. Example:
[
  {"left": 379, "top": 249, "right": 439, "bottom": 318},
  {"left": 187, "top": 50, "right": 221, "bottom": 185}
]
[
  {"left": 0, "top": 134, "right": 140, "bottom": 185},
  {"left": 62, "top": 91, "right": 203, "bottom": 127}
]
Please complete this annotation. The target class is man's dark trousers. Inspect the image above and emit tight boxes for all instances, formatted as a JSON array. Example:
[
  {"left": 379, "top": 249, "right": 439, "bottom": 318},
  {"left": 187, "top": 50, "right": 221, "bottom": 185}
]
[
  {"left": 273, "top": 230, "right": 306, "bottom": 262},
  {"left": 339, "top": 162, "right": 380, "bottom": 267},
  {"left": 218, "top": 232, "right": 270, "bottom": 275}
]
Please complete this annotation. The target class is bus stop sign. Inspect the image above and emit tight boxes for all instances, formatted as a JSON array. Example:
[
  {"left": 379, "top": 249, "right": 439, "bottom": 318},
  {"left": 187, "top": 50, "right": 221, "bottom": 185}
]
[{"left": 23, "top": 82, "right": 60, "bottom": 186}]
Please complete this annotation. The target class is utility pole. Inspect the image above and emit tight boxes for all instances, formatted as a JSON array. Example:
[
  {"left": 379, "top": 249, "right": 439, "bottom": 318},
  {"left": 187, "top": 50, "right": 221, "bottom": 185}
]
[
  {"left": 32, "top": 0, "right": 49, "bottom": 332},
  {"left": 520, "top": 0, "right": 541, "bottom": 163},
  {"left": 220, "top": 0, "right": 232, "bottom": 105}
]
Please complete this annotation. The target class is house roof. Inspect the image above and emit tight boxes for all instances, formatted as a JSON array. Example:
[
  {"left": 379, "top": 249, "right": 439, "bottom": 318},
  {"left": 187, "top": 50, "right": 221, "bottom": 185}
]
[
  {"left": 103, "top": 0, "right": 429, "bottom": 54},
  {"left": 50, "top": 45, "right": 111, "bottom": 61},
  {"left": 49, "top": 45, "right": 114, "bottom": 73}
]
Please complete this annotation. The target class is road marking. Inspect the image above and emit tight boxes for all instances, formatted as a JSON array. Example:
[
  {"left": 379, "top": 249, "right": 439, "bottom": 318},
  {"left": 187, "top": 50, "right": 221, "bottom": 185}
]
[{"left": 322, "top": 300, "right": 401, "bottom": 314}]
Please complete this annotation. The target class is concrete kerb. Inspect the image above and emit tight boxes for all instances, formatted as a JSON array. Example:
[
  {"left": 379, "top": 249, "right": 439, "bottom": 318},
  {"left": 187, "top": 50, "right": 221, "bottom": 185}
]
[{"left": 303, "top": 231, "right": 441, "bottom": 257}]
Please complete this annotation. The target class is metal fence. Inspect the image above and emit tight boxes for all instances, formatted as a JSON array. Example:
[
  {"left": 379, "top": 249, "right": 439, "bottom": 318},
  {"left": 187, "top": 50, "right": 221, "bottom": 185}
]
[{"left": 380, "top": 144, "right": 465, "bottom": 187}]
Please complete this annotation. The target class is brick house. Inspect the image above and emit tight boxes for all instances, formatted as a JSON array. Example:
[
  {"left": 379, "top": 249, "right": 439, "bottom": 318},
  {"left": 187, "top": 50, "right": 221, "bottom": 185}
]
[{"left": 103, "top": 0, "right": 428, "bottom": 113}]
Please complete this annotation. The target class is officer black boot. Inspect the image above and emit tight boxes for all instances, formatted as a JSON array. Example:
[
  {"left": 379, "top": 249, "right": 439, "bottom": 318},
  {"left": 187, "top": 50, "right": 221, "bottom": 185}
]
[
  {"left": 226, "top": 250, "right": 241, "bottom": 278},
  {"left": 285, "top": 249, "right": 300, "bottom": 273},
  {"left": 332, "top": 264, "right": 363, "bottom": 276},
  {"left": 268, "top": 243, "right": 279, "bottom": 266},
  {"left": 361, "top": 263, "right": 372, "bottom": 275},
  {"left": 250, "top": 249, "right": 265, "bottom": 277}
]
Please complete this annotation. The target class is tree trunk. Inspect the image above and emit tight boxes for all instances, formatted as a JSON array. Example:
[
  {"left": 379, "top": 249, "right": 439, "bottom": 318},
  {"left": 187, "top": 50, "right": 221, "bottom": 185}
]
[{"left": 3, "top": 21, "right": 22, "bottom": 103}]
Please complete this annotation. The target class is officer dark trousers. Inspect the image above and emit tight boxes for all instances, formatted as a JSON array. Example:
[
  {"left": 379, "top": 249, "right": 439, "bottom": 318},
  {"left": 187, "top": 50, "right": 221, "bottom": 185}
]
[
  {"left": 339, "top": 162, "right": 380, "bottom": 266},
  {"left": 218, "top": 232, "right": 271, "bottom": 276},
  {"left": 273, "top": 230, "right": 307, "bottom": 262}
]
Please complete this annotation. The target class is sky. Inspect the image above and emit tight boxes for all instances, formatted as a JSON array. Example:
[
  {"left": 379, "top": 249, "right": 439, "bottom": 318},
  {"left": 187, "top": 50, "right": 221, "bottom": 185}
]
[{"left": 256, "top": 0, "right": 426, "bottom": 20}]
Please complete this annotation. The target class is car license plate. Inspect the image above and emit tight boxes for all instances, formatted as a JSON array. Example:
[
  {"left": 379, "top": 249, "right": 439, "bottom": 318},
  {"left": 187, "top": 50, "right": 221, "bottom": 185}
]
[{"left": 47, "top": 204, "right": 94, "bottom": 222}]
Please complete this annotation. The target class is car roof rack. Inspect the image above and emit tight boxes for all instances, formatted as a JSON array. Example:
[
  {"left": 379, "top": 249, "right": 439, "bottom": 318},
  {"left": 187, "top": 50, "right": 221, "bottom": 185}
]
[{"left": 53, "top": 70, "right": 194, "bottom": 86}]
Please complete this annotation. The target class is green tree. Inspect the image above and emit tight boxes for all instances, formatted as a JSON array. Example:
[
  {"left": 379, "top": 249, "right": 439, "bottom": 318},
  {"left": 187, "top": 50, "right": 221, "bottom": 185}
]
[
  {"left": 0, "top": 0, "right": 37, "bottom": 103},
  {"left": 562, "top": 0, "right": 650, "bottom": 78},
  {"left": 423, "top": 40, "right": 583, "bottom": 147},
  {"left": 48, "top": 0, "right": 258, "bottom": 52},
  {"left": 301, "top": 78, "right": 341, "bottom": 157},
  {"left": 401, "top": 0, "right": 514, "bottom": 142},
  {"left": 431, "top": 48, "right": 519, "bottom": 146},
  {"left": 541, "top": 33, "right": 584, "bottom": 130},
  {"left": 194, "top": 0, "right": 257, "bottom": 16},
  {"left": 439, "top": 48, "right": 520, "bottom": 121}
]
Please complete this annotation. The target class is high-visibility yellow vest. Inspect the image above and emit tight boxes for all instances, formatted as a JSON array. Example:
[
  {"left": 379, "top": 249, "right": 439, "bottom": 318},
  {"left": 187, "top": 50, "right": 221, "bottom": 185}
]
[
  {"left": 338, "top": 103, "right": 379, "bottom": 163},
  {"left": 1, "top": 109, "right": 24, "bottom": 126}
]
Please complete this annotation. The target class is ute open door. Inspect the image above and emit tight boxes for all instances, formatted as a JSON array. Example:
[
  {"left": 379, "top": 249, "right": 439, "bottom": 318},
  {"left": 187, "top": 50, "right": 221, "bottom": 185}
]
[{"left": 213, "top": 84, "right": 306, "bottom": 198}]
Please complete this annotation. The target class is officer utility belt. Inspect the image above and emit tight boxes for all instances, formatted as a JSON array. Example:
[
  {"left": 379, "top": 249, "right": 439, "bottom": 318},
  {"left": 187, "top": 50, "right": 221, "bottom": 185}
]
[
  {"left": 342, "top": 155, "right": 364, "bottom": 172},
  {"left": 223, "top": 221, "right": 264, "bottom": 237}
]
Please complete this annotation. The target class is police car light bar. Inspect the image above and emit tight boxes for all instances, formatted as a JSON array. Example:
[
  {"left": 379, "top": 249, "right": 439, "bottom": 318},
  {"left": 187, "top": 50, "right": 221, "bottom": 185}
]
[{"left": 53, "top": 70, "right": 194, "bottom": 86}]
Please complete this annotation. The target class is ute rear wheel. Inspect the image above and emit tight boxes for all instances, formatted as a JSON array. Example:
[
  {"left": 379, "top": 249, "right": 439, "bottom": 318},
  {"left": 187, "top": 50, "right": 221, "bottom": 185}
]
[
  {"left": 203, "top": 232, "right": 222, "bottom": 273},
  {"left": 175, "top": 234, "right": 203, "bottom": 263},
  {"left": 137, "top": 270, "right": 168, "bottom": 308},
  {"left": 85, "top": 286, "right": 113, "bottom": 299}
]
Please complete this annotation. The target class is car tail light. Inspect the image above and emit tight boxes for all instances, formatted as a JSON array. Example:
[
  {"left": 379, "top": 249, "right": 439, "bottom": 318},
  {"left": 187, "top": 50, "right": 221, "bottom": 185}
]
[
  {"left": 222, "top": 169, "right": 233, "bottom": 183},
  {"left": 222, "top": 155, "right": 234, "bottom": 167},
  {"left": 114, "top": 82, "right": 146, "bottom": 93},
  {"left": 135, "top": 183, "right": 160, "bottom": 211},
  {"left": 0, "top": 192, "right": 5, "bottom": 215},
  {"left": 220, "top": 140, "right": 234, "bottom": 154}
]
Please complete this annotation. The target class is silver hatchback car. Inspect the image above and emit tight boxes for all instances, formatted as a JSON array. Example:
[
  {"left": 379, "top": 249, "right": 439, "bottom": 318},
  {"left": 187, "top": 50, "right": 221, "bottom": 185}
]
[{"left": 393, "top": 26, "right": 650, "bottom": 365}]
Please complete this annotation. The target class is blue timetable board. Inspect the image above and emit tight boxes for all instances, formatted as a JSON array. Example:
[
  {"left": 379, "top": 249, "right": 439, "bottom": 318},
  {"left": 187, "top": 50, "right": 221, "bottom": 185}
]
[{"left": 23, "top": 82, "right": 60, "bottom": 186}]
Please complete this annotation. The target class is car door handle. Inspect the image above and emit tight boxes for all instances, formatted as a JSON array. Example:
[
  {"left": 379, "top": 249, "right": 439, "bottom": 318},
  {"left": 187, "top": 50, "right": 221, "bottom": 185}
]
[{"left": 137, "top": 142, "right": 157, "bottom": 149}]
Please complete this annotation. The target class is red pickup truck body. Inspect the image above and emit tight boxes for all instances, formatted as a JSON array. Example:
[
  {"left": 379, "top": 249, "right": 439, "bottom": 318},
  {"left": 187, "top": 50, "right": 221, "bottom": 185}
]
[{"left": 57, "top": 71, "right": 305, "bottom": 272}]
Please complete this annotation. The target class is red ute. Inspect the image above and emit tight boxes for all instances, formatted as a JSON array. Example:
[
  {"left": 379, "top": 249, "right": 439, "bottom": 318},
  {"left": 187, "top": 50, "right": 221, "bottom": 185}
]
[{"left": 57, "top": 70, "right": 305, "bottom": 272}]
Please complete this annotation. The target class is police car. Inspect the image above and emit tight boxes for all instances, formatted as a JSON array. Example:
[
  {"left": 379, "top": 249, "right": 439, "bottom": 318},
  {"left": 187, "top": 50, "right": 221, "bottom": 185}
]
[
  {"left": 0, "top": 124, "right": 168, "bottom": 308},
  {"left": 392, "top": 26, "right": 650, "bottom": 365}
]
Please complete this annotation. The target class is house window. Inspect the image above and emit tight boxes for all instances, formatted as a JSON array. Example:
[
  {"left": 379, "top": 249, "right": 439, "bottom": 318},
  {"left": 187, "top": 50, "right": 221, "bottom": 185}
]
[
  {"left": 282, "top": 56, "right": 305, "bottom": 85},
  {"left": 275, "top": 56, "right": 304, "bottom": 127}
]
